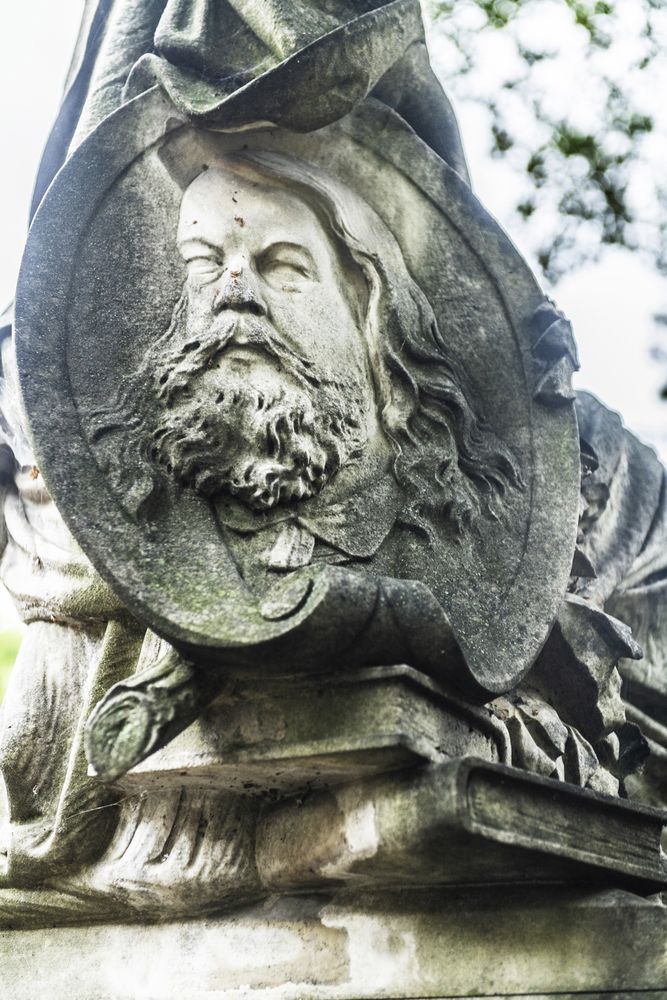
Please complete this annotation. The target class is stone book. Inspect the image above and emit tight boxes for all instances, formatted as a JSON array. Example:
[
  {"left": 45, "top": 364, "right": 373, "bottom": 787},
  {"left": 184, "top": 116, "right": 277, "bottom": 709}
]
[
  {"left": 116, "top": 665, "right": 505, "bottom": 794},
  {"left": 257, "top": 758, "right": 667, "bottom": 894}
]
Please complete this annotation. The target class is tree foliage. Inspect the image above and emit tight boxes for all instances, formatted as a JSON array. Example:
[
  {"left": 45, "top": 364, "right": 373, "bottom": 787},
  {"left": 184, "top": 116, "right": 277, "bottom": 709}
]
[
  {"left": 428, "top": 0, "right": 667, "bottom": 284},
  {"left": 653, "top": 311, "right": 667, "bottom": 399}
]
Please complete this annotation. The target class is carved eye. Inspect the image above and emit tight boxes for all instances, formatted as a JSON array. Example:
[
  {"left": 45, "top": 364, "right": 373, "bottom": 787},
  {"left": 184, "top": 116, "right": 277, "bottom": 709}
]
[
  {"left": 259, "top": 244, "right": 315, "bottom": 291},
  {"left": 186, "top": 257, "right": 222, "bottom": 282}
]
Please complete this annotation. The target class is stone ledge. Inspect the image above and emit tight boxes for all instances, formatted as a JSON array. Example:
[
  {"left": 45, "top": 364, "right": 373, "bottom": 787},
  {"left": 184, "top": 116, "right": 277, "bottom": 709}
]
[
  {"left": 116, "top": 666, "right": 505, "bottom": 796},
  {"left": 1, "top": 887, "right": 666, "bottom": 999}
]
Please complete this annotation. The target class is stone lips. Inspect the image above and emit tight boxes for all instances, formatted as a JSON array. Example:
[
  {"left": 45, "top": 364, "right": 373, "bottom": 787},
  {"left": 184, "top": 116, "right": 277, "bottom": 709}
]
[{"left": 14, "top": 88, "right": 580, "bottom": 698}]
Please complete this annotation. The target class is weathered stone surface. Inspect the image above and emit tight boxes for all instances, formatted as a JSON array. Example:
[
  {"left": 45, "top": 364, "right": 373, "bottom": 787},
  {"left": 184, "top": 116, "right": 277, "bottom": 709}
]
[
  {"left": 1, "top": 3, "right": 666, "bottom": 989},
  {"left": 115, "top": 666, "right": 505, "bottom": 795},
  {"left": 4, "top": 755, "right": 664, "bottom": 932},
  {"left": 256, "top": 760, "right": 667, "bottom": 893},
  {"left": 33, "top": 1, "right": 469, "bottom": 216},
  {"left": 1, "top": 888, "right": 666, "bottom": 998}
]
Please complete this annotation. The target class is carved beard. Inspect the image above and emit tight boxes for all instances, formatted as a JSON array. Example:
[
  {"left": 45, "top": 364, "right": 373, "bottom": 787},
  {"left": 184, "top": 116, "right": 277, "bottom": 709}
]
[{"left": 148, "top": 302, "right": 371, "bottom": 510}]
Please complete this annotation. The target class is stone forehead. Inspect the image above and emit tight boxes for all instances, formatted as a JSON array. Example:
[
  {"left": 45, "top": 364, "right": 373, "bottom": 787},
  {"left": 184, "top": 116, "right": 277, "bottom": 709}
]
[{"left": 177, "top": 165, "right": 326, "bottom": 247}]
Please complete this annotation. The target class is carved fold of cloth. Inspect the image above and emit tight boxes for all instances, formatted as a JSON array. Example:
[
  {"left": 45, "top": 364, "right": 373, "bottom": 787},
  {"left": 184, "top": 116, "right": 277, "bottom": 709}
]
[
  {"left": 573, "top": 392, "right": 667, "bottom": 805},
  {"left": 484, "top": 392, "right": 667, "bottom": 800},
  {"left": 31, "top": 0, "right": 468, "bottom": 220}
]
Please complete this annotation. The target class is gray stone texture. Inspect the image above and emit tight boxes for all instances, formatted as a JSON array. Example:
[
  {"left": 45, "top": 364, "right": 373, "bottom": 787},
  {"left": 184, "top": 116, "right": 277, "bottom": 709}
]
[
  {"left": 0, "top": 1, "right": 666, "bottom": 995},
  {"left": 1, "top": 888, "right": 667, "bottom": 997}
]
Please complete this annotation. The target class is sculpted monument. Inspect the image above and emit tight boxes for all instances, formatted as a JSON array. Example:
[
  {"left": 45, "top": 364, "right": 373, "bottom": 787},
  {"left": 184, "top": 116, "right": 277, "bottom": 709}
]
[{"left": 1, "top": 1, "right": 667, "bottom": 996}]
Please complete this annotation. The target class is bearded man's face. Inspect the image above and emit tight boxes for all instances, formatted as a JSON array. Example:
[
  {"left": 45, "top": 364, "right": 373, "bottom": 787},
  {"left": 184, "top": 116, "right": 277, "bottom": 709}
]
[{"left": 148, "top": 165, "right": 376, "bottom": 510}]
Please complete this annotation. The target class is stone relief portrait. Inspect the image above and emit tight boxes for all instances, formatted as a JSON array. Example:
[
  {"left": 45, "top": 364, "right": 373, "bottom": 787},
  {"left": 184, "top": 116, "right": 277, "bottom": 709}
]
[
  {"left": 92, "top": 149, "right": 522, "bottom": 586},
  {"left": 37, "top": 107, "right": 581, "bottom": 715},
  {"left": 1, "top": 5, "right": 666, "bottom": 982}
]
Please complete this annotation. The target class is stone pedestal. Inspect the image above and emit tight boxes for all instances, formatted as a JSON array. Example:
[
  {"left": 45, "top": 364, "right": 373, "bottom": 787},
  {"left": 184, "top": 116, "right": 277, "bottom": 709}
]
[
  {"left": 2, "top": 755, "right": 666, "bottom": 997},
  {"left": 3, "top": 886, "right": 667, "bottom": 998}
]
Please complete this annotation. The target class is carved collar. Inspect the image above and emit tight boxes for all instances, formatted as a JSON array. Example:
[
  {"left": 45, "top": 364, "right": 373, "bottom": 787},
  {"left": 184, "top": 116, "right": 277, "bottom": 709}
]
[{"left": 215, "top": 473, "right": 402, "bottom": 569}]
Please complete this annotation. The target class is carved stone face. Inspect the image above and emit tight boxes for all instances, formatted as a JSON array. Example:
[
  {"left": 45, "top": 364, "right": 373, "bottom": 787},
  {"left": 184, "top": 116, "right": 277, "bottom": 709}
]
[
  {"left": 149, "top": 166, "right": 384, "bottom": 509},
  {"left": 178, "top": 167, "right": 369, "bottom": 381}
]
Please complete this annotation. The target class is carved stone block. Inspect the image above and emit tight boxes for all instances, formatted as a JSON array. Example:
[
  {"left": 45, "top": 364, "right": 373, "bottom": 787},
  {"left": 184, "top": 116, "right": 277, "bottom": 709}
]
[
  {"left": 116, "top": 666, "right": 504, "bottom": 795},
  {"left": 256, "top": 759, "right": 667, "bottom": 894},
  {"left": 2, "top": 885, "right": 667, "bottom": 998}
]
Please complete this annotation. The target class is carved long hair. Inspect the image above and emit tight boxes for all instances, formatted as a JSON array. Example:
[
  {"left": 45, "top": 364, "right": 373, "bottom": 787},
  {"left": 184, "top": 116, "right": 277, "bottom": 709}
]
[
  {"left": 91, "top": 148, "right": 522, "bottom": 534},
  {"left": 220, "top": 151, "right": 522, "bottom": 535}
]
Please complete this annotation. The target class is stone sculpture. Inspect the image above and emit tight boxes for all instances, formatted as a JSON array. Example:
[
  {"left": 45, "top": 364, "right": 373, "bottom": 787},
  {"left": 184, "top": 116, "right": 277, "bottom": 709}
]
[{"left": 1, "top": 1, "right": 667, "bottom": 995}]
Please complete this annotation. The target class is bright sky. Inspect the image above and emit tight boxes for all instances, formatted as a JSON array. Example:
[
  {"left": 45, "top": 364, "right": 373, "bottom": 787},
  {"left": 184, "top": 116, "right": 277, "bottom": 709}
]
[{"left": 0, "top": 1, "right": 664, "bottom": 628}]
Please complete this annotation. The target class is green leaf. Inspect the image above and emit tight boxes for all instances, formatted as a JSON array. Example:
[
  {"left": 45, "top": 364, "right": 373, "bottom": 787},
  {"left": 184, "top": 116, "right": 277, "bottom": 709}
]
[{"left": 0, "top": 631, "right": 22, "bottom": 701}]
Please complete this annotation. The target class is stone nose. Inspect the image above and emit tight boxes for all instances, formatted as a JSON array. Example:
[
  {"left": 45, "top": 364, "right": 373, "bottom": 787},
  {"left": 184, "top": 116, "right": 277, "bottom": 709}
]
[{"left": 212, "top": 257, "right": 267, "bottom": 316}]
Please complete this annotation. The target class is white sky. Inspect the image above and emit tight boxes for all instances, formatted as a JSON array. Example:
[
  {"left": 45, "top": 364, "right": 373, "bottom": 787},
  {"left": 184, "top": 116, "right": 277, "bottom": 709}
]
[
  {"left": 0, "top": 1, "right": 664, "bottom": 627},
  {"left": 0, "top": 4, "right": 84, "bottom": 307}
]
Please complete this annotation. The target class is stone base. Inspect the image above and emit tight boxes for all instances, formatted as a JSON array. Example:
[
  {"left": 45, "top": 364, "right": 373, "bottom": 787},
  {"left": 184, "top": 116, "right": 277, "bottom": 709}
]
[{"left": 1, "top": 887, "right": 666, "bottom": 998}]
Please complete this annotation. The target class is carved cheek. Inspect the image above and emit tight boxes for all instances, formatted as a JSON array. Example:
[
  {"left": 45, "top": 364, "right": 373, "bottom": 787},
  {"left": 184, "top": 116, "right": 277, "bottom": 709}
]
[{"left": 185, "top": 271, "right": 215, "bottom": 295}]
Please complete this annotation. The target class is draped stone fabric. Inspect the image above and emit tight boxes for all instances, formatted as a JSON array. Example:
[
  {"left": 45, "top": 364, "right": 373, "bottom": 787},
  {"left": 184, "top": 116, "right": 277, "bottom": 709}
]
[
  {"left": 574, "top": 393, "right": 667, "bottom": 803},
  {"left": 31, "top": 0, "right": 468, "bottom": 219}
]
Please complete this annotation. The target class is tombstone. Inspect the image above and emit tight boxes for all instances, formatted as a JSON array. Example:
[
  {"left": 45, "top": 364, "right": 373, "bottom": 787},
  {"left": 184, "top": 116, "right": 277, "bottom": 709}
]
[{"left": 1, "top": 2, "right": 666, "bottom": 996}]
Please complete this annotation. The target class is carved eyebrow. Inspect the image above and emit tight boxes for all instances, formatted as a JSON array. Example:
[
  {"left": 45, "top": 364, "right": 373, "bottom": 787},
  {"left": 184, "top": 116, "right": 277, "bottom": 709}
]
[
  {"left": 259, "top": 242, "right": 317, "bottom": 271},
  {"left": 178, "top": 238, "right": 222, "bottom": 259}
]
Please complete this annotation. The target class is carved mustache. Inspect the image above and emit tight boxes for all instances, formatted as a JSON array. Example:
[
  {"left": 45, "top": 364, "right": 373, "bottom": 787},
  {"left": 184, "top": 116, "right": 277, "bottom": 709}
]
[{"left": 155, "top": 312, "right": 322, "bottom": 408}]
